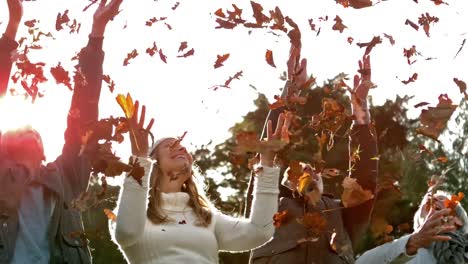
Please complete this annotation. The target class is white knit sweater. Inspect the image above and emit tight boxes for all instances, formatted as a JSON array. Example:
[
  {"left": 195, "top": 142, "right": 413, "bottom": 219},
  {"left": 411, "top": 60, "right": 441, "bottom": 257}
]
[{"left": 113, "top": 157, "right": 280, "bottom": 264}]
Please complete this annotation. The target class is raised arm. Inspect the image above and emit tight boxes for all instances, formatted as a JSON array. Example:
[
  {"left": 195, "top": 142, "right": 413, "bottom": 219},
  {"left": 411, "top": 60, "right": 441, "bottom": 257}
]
[
  {"left": 216, "top": 113, "right": 290, "bottom": 251},
  {"left": 0, "top": 0, "right": 22, "bottom": 97},
  {"left": 342, "top": 55, "right": 379, "bottom": 248},
  {"left": 114, "top": 101, "right": 154, "bottom": 247},
  {"left": 61, "top": 0, "right": 123, "bottom": 195}
]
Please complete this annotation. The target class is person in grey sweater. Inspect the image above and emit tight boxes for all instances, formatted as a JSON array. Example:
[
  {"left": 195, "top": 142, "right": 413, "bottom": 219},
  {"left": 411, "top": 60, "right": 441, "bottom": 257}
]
[{"left": 356, "top": 190, "right": 467, "bottom": 264}]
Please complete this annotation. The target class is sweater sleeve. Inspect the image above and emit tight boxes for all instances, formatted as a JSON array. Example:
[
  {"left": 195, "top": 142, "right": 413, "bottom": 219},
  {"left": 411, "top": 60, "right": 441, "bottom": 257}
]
[
  {"left": 215, "top": 166, "right": 280, "bottom": 252},
  {"left": 356, "top": 234, "right": 416, "bottom": 264},
  {"left": 0, "top": 34, "right": 19, "bottom": 97},
  {"left": 114, "top": 156, "right": 154, "bottom": 248}
]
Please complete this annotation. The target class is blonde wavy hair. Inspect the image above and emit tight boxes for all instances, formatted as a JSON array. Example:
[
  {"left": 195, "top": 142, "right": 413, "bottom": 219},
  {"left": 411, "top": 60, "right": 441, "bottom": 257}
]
[{"left": 146, "top": 143, "right": 212, "bottom": 227}]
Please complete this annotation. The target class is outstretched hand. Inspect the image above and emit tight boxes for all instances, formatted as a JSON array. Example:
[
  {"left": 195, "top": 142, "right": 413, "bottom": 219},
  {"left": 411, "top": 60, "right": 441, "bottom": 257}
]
[
  {"left": 5, "top": 0, "right": 23, "bottom": 39},
  {"left": 349, "top": 54, "right": 373, "bottom": 124},
  {"left": 91, "top": 0, "right": 124, "bottom": 37},
  {"left": 406, "top": 208, "right": 457, "bottom": 255},
  {"left": 287, "top": 44, "right": 308, "bottom": 90},
  {"left": 128, "top": 100, "right": 154, "bottom": 157},
  {"left": 261, "top": 112, "right": 292, "bottom": 166}
]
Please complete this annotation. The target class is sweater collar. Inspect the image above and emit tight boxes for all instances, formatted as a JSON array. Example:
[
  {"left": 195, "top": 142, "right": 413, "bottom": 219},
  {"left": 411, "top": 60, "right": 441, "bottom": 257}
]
[{"left": 161, "top": 192, "right": 190, "bottom": 212}]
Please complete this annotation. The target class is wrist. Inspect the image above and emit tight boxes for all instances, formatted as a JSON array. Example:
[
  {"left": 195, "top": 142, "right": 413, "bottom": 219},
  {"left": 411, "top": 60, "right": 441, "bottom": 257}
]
[
  {"left": 90, "top": 23, "right": 107, "bottom": 37},
  {"left": 405, "top": 234, "right": 419, "bottom": 256}
]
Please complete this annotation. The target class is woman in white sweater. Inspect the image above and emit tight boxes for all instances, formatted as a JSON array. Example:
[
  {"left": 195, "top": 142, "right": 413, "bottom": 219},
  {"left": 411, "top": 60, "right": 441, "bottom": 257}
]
[{"left": 112, "top": 101, "right": 291, "bottom": 263}]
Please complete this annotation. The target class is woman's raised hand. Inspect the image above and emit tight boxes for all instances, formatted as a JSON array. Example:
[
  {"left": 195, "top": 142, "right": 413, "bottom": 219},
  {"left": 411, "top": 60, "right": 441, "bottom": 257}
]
[
  {"left": 261, "top": 112, "right": 292, "bottom": 167},
  {"left": 91, "top": 0, "right": 124, "bottom": 37},
  {"left": 128, "top": 100, "right": 154, "bottom": 157},
  {"left": 349, "top": 54, "right": 373, "bottom": 124}
]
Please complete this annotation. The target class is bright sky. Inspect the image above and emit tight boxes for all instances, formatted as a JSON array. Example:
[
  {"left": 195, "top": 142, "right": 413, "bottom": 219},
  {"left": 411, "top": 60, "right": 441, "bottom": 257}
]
[{"left": 0, "top": 0, "right": 467, "bottom": 188}]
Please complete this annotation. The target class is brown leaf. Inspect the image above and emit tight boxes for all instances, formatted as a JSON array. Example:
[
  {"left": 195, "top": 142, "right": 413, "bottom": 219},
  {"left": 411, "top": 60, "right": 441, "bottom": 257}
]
[
  {"left": 24, "top": 19, "right": 39, "bottom": 28},
  {"left": 177, "top": 48, "right": 195, "bottom": 58},
  {"left": 332, "top": 15, "right": 347, "bottom": 33},
  {"left": 171, "top": 2, "right": 180, "bottom": 10},
  {"left": 214, "top": 53, "right": 230, "bottom": 69},
  {"left": 383, "top": 33, "right": 395, "bottom": 45},
  {"left": 103, "top": 74, "right": 116, "bottom": 93},
  {"left": 403, "top": 45, "right": 419, "bottom": 65},
  {"left": 146, "top": 42, "right": 158, "bottom": 57},
  {"left": 418, "top": 13, "right": 439, "bottom": 37},
  {"left": 414, "top": 102, "right": 430, "bottom": 108},
  {"left": 56, "top": 10, "right": 70, "bottom": 31},
  {"left": 416, "top": 94, "right": 457, "bottom": 141},
  {"left": 123, "top": 49, "right": 139, "bottom": 66},
  {"left": 249, "top": 1, "right": 270, "bottom": 26},
  {"left": 405, "top": 19, "right": 419, "bottom": 31},
  {"left": 454, "top": 78, "right": 468, "bottom": 99},
  {"left": 356, "top": 36, "right": 382, "bottom": 55},
  {"left": 341, "top": 176, "right": 374, "bottom": 208},
  {"left": 178, "top": 41, "right": 188, "bottom": 52},
  {"left": 401, "top": 73, "right": 418, "bottom": 84},
  {"left": 297, "top": 212, "right": 327, "bottom": 236},
  {"left": 265, "top": 49, "right": 276, "bottom": 68},
  {"left": 337, "top": 0, "right": 373, "bottom": 9}
]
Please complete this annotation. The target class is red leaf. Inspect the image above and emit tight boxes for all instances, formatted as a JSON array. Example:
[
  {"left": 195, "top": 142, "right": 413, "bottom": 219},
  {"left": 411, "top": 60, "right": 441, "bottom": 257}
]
[
  {"left": 401, "top": 73, "right": 418, "bottom": 84},
  {"left": 165, "top": 23, "right": 173, "bottom": 30},
  {"left": 159, "top": 49, "right": 167, "bottom": 63},
  {"left": 103, "top": 75, "right": 116, "bottom": 93},
  {"left": 50, "top": 62, "right": 72, "bottom": 90},
  {"left": 214, "top": 53, "right": 230, "bottom": 69},
  {"left": 104, "top": 208, "right": 117, "bottom": 222},
  {"left": 224, "top": 71, "right": 243, "bottom": 87},
  {"left": 146, "top": 42, "right": 158, "bottom": 57},
  {"left": 403, "top": 45, "right": 419, "bottom": 65},
  {"left": 177, "top": 48, "right": 195, "bottom": 58},
  {"left": 269, "top": 7, "right": 286, "bottom": 32},
  {"left": 56, "top": 10, "right": 70, "bottom": 31},
  {"left": 178, "top": 41, "right": 188, "bottom": 52},
  {"left": 265, "top": 49, "right": 276, "bottom": 68},
  {"left": 123, "top": 49, "right": 139, "bottom": 66},
  {"left": 214, "top": 8, "right": 226, "bottom": 18},
  {"left": 332, "top": 15, "right": 347, "bottom": 33},
  {"left": 24, "top": 19, "right": 38, "bottom": 28},
  {"left": 145, "top": 17, "right": 167, "bottom": 27}
]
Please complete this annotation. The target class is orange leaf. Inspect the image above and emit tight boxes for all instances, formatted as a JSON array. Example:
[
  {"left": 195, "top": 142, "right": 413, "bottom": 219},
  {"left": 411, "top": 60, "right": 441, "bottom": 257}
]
[
  {"left": 444, "top": 192, "right": 464, "bottom": 215},
  {"left": 273, "top": 210, "right": 289, "bottom": 228},
  {"left": 297, "top": 212, "right": 327, "bottom": 235},
  {"left": 103, "top": 208, "right": 117, "bottom": 222},
  {"left": 341, "top": 176, "right": 374, "bottom": 208},
  {"left": 116, "top": 93, "right": 135, "bottom": 119},
  {"left": 265, "top": 49, "right": 276, "bottom": 68}
]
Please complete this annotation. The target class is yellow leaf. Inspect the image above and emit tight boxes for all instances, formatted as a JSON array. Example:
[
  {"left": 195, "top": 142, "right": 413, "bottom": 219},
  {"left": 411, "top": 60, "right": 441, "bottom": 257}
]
[{"left": 116, "top": 93, "right": 135, "bottom": 119}]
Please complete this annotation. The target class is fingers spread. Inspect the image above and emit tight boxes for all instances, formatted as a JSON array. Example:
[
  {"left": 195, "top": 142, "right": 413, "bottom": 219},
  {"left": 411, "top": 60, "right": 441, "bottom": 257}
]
[
  {"left": 132, "top": 100, "right": 140, "bottom": 124},
  {"left": 139, "top": 105, "right": 146, "bottom": 127},
  {"left": 275, "top": 113, "right": 285, "bottom": 136},
  {"left": 146, "top": 118, "right": 155, "bottom": 131},
  {"left": 353, "top": 74, "right": 360, "bottom": 91},
  {"left": 432, "top": 235, "right": 452, "bottom": 241}
]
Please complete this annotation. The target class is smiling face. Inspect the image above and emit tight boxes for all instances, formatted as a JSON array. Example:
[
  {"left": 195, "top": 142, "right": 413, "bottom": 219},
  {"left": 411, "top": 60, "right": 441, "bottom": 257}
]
[{"left": 152, "top": 138, "right": 193, "bottom": 182}]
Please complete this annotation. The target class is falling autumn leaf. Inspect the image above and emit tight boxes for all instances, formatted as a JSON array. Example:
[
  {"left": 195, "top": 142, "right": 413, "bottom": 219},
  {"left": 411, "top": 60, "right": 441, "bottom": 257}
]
[
  {"left": 383, "top": 33, "right": 395, "bottom": 45},
  {"left": 104, "top": 208, "right": 117, "bottom": 222},
  {"left": 401, "top": 73, "right": 418, "bottom": 84},
  {"left": 103, "top": 74, "right": 116, "bottom": 93},
  {"left": 146, "top": 42, "right": 158, "bottom": 57},
  {"left": 418, "top": 13, "right": 439, "bottom": 37},
  {"left": 336, "top": 0, "right": 373, "bottom": 9},
  {"left": 297, "top": 212, "right": 327, "bottom": 236},
  {"left": 177, "top": 48, "right": 195, "bottom": 58},
  {"left": 341, "top": 176, "right": 374, "bottom": 208},
  {"left": 454, "top": 39, "right": 466, "bottom": 59},
  {"left": 116, "top": 93, "right": 135, "bottom": 119},
  {"left": 24, "top": 19, "right": 39, "bottom": 28},
  {"left": 444, "top": 192, "right": 464, "bottom": 215},
  {"left": 56, "top": 10, "right": 70, "bottom": 31},
  {"left": 414, "top": 102, "right": 430, "bottom": 108},
  {"left": 178, "top": 41, "right": 188, "bottom": 52},
  {"left": 405, "top": 19, "right": 420, "bottom": 31},
  {"left": 50, "top": 62, "right": 72, "bottom": 90},
  {"left": 416, "top": 94, "right": 457, "bottom": 141},
  {"left": 224, "top": 70, "right": 243, "bottom": 87},
  {"left": 214, "top": 53, "right": 230, "bottom": 69},
  {"left": 123, "top": 49, "right": 139, "bottom": 66},
  {"left": 403, "top": 45, "right": 419, "bottom": 65},
  {"left": 356, "top": 36, "right": 382, "bottom": 55},
  {"left": 453, "top": 78, "right": 468, "bottom": 99},
  {"left": 332, "top": 15, "right": 347, "bottom": 33},
  {"left": 347, "top": 37, "right": 354, "bottom": 44},
  {"left": 171, "top": 2, "right": 180, "bottom": 10},
  {"left": 233, "top": 130, "right": 287, "bottom": 155},
  {"left": 273, "top": 210, "right": 289, "bottom": 228},
  {"left": 265, "top": 49, "right": 276, "bottom": 68},
  {"left": 159, "top": 49, "right": 167, "bottom": 63}
]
